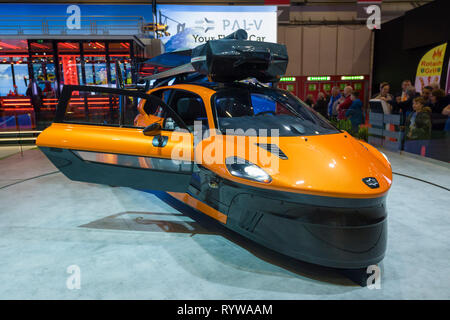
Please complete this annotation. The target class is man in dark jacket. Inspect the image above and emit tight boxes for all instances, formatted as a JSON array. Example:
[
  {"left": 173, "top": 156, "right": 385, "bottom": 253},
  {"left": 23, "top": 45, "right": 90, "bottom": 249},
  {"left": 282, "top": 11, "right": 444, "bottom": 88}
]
[
  {"left": 313, "top": 92, "right": 328, "bottom": 118},
  {"left": 394, "top": 86, "right": 419, "bottom": 123}
]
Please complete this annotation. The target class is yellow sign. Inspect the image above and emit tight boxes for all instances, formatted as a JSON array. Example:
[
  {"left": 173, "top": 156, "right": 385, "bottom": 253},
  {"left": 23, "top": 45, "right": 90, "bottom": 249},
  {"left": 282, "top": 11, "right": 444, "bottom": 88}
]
[{"left": 415, "top": 43, "right": 447, "bottom": 92}]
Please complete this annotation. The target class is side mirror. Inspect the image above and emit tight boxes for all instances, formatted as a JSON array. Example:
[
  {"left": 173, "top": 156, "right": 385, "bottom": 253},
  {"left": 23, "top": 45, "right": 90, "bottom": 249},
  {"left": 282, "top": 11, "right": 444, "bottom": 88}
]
[{"left": 143, "top": 122, "right": 161, "bottom": 136}]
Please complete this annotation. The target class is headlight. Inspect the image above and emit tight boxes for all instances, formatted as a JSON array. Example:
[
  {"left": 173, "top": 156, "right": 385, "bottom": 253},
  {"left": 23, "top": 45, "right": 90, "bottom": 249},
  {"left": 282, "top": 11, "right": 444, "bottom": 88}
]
[{"left": 225, "top": 157, "right": 272, "bottom": 183}]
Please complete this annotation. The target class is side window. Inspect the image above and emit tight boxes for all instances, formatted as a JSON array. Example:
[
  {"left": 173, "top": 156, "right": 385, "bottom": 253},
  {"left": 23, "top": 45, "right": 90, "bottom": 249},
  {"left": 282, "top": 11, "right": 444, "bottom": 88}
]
[
  {"left": 146, "top": 89, "right": 181, "bottom": 131},
  {"left": 122, "top": 96, "right": 140, "bottom": 127},
  {"left": 169, "top": 90, "right": 209, "bottom": 131},
  {"left": 142, "top": 98, "right": 165, "bottom": 118},
  {"left": 214, "top": 89, "right": 253, "bottom": 118},
  {"left": 162, "top": 90, "right": 172, "bottom": 104},
  {"left": 63, "top": 91, "right": 120, "bottom": 126},
  {"left": 145, "top": 89, "right": 171, "bottom": 117},
  {"left": 61, "top": 87, "right": 148, "bottom": 128}
]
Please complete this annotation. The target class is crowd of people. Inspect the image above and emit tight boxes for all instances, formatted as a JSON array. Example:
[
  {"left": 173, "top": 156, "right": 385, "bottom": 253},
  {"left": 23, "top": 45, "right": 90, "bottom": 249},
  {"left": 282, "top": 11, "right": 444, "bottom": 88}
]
[
  {"left": 305, "top": 85, "right": 365, "bottom": 134},
  {"left": 370, "top": 80, "right": 449, "bottom": 155},
  {"left": 305, "top": 79, "right": 450, "bottom": 156}
]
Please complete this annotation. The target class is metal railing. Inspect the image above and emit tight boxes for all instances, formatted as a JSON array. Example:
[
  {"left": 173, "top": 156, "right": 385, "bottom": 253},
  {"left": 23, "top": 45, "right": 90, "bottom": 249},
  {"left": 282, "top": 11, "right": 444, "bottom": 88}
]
[
  {"left": 368, "top": 112, "right": 404, "bottom": 151},
  {"left": 0, "top": 15, "right": 148, "bottom": 37}
]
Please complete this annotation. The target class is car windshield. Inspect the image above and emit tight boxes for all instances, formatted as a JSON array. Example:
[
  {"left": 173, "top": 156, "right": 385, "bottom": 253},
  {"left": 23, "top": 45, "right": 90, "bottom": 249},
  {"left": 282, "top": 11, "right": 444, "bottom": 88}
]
[{"left": 212, "top": 86, "right": 339, "bottom": 136}]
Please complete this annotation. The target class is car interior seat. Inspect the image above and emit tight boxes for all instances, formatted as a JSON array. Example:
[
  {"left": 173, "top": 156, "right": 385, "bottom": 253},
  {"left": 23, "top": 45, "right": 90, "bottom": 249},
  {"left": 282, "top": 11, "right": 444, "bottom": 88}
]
[{"left": 176, "top": 97, "right": 206, "bottom": 130}]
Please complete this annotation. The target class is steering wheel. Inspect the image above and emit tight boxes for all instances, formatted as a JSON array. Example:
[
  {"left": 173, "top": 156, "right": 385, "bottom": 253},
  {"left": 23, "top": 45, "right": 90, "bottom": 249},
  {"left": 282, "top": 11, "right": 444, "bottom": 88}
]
[{"left": 255, "top": 110, "right": 276, "bottom": 116}]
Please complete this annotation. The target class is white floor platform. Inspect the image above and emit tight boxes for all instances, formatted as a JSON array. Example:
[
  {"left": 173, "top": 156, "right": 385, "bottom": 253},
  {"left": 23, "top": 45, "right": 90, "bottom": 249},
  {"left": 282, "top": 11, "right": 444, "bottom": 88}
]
[{"left": 0, "top": 147, "right": 449, "bottom": 299}]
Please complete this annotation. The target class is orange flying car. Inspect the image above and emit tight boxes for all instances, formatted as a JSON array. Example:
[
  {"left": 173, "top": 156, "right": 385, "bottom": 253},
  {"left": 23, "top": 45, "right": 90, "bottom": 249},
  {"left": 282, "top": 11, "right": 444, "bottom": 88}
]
[{"left": 37, "top": 31, "right": 392, "bottom": 271}]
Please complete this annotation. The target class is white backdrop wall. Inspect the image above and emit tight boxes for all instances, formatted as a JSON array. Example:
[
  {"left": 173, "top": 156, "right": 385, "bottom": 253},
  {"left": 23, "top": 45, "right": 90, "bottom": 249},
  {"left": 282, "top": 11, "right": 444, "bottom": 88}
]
[{"left": 278, "top": 25, "right": 373, "bottom": 76}]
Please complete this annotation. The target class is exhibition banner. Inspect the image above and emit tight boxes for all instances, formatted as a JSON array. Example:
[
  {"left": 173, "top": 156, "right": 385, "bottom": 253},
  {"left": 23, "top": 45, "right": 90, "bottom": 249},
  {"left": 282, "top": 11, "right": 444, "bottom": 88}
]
[
  {"left": 158, "top": 6, "right": 277, "bottom": 52},
  {"left": 414, "top": 42, "right": 447, "bottom": 93}
]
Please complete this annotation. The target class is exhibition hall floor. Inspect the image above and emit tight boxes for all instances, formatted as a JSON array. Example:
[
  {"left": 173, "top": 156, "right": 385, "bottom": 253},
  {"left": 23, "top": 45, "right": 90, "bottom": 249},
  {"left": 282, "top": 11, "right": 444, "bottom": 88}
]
[{"left": 0, "top": 147, "right": 449, "bottom": 299}]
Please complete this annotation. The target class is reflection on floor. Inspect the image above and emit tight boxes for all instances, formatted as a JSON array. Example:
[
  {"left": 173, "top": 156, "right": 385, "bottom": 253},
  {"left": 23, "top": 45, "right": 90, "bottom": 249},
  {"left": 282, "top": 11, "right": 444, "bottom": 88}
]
[
  {"left": 81, "top": 194, "right": 355, "bottom": 287},
  {"left": 80, "top": 211, "right": 214, "bottom": 235},
  {"left": 0, "top": 147, "right": 449, "bottom": 299},
  {"left": 0, "top": 145, "right": 35, "bottom": 160}
]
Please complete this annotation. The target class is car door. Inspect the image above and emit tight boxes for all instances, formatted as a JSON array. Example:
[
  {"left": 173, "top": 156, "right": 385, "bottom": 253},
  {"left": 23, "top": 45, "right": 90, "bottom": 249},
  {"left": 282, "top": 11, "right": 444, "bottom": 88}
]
[{"left": 36, "top": 85, "right": 194, "bottom": 192}]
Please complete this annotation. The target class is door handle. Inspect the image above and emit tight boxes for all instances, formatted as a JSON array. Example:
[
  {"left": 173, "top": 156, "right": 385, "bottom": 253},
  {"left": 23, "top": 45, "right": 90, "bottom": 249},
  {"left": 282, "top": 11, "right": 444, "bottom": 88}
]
[{"left": 152, "top": 135, "right": 168, "bottom": 147}]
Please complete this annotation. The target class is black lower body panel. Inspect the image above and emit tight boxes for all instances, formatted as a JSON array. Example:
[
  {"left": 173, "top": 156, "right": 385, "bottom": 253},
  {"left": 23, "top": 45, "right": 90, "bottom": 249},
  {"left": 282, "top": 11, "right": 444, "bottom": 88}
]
[
  {"left": 224, "top": 191, "right": 387, "bottom": 269},
  {"left": 188, "top": 168, "right": 387, "bottom": 269},
  {"left": 39, "top": 147, "right": 193, "bottom": 192}
]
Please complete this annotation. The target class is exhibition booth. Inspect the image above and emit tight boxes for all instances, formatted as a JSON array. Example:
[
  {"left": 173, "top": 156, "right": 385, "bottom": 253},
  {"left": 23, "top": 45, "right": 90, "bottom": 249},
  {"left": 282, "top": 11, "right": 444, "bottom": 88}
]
[
  {"left": 0, "top": 37, "right": 144, "bottom": 133},
  {"left": 0, "top": 0, "right": 449, "bottom": 302}
]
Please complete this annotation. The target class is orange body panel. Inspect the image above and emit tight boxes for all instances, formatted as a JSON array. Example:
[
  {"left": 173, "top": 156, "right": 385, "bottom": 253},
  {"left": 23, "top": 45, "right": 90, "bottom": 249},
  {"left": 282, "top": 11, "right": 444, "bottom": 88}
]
[
  {"left": 168, "top": 192, "right": 227, "bottom": 224},
  {"left": 196, "top": 132, "right": 392, "bottom": 199}
]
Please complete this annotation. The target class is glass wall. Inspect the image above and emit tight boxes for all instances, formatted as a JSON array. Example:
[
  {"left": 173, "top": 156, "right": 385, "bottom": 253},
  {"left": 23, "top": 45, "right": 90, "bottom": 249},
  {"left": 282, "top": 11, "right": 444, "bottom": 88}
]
[
  {"left": 0, "top": 63, "right": 13, "bottom": 96},
  {"left": 83, "top": 42, "right": 108, "bottom": 85},
  {"left": 0, "top": 40, "right": 32, "bottom": 131},
  {"left": 0, "top": 39, "right": 29, "bottom": 96},
  {"left": 109, "top": 42, "right": 132, "bottom": 86},
  {"left": 57, "top": 42, "right": 82, "bottom": 87},
  {"left": 0, "top": 38, "right": 139, "bottom": 133},
  {"left": 29, "top": 41, "right": 57, "bottom": 97},
  {"left": 12, "top": 57, "right": 28, "bottom": 96}
]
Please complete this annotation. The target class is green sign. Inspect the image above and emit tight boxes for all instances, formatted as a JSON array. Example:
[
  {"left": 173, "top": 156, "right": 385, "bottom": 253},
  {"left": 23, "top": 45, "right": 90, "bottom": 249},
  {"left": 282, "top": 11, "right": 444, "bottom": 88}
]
[
  {"left": 308, "top": 84, "right": 317, "bottom": 91},
  {"left": 286, "top": 84, "right": 294, "bottom": 92},
  {"left": 340, "top": 83, "right": 347, "bottom": 90},
  {"left": 280, "top": 77, "right": 296, "bottom": 82},
  {"left": 354, "top": 83, "right": 362, "bottom": 90},
  {"left": 323, "top": 84, "right": 331, "bottom": 91},
  {"left": 341, "top": 75, "right": 364, "bottom": 81},
  {"left": 307, "top": 76, "right": 330, "bottom": 81}
]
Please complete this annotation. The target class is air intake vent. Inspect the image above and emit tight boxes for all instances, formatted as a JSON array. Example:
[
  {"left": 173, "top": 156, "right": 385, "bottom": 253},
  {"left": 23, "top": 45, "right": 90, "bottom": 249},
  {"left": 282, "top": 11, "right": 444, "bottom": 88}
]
[{"left": 255, "top": 143, "right": 288, "bottom": 160}]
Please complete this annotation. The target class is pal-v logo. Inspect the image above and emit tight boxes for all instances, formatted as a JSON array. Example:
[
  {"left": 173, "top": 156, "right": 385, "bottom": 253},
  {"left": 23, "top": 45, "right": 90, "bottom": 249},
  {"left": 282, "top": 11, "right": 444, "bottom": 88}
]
[
  {"left": 195, "top": 17, "right": 264, "bottom": 33},
  {"left": 223, "top": 19, "right": 263, "bottom": 32},
  {"left": 362, "top": 177, "right": 379, "bottom": 189},
  {"left": 195, "top": 18, "right": 215, "bottom": 33}
]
